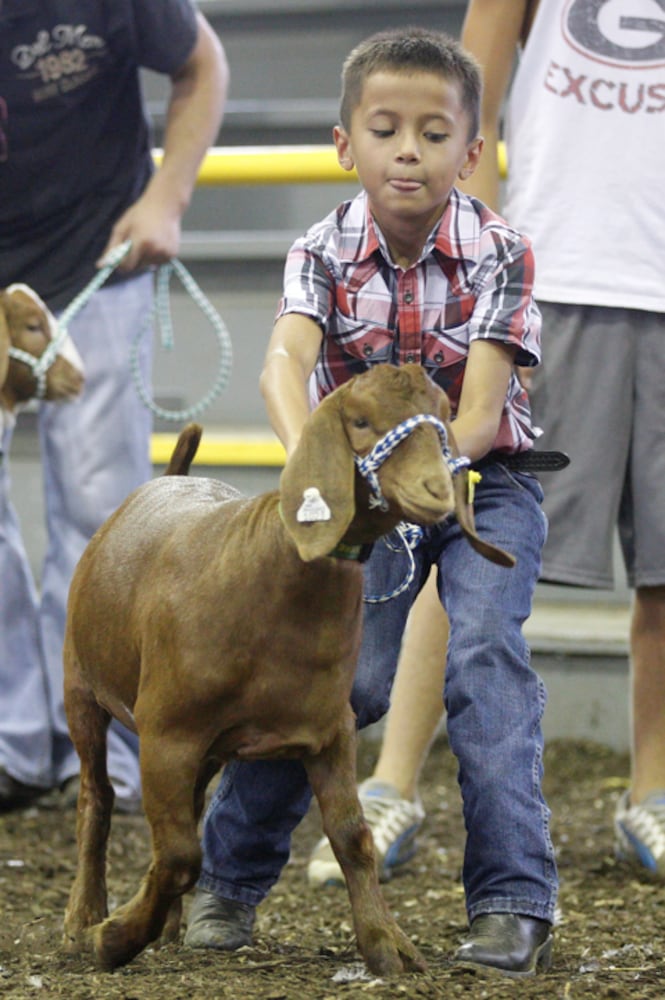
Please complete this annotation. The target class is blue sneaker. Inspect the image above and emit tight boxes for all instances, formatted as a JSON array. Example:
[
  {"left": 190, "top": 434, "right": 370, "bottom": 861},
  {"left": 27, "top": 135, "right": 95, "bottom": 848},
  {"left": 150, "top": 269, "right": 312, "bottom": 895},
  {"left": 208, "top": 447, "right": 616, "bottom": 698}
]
[
  {"left": 307, "top": 778, "right": 425, "bottom": 888},
  {"left": 614, "top": 790, "right": 665, "bottom": 877}
]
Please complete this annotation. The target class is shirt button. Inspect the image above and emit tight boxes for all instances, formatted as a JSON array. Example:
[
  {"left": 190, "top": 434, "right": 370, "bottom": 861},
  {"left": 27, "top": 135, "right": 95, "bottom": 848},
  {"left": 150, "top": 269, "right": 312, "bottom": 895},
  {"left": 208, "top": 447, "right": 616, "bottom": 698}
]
[
  {"left": 363, "top": 344, "right": 373, "bottom": 356},
  {"left": 404, "top": 291, "right": 414, "bottom": 304},
  {"left": 434, "top": 352, "right": 443, "bottom": 363},
  {"left": 406, "top": 353, "right": 415, "bottom": 363}
]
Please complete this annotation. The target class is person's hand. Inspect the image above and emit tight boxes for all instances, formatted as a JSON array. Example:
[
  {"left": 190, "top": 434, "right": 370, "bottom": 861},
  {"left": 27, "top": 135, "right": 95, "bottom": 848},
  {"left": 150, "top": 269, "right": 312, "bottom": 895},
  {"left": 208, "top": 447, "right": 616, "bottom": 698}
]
[{"left": 96, "top": 189, "right": 181, "bottom": 272}]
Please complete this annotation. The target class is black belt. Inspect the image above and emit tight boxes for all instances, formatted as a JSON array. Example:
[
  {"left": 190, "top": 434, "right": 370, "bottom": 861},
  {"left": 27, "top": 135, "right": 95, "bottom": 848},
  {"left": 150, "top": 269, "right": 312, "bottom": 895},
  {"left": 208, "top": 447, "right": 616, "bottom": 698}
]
[{"left": 474, "top": 450, "right": 570, "bottom": 473}]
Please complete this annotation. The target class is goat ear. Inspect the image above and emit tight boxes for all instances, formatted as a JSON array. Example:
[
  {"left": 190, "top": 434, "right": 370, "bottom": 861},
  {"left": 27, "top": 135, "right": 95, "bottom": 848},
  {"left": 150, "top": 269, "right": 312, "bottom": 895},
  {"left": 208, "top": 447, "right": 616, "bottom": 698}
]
[
  {"left": 446, "top": 423, "right": 516, "bottom": 568},
  {"left": 280, "top": 391, "right": 356, "bottom": 562}
]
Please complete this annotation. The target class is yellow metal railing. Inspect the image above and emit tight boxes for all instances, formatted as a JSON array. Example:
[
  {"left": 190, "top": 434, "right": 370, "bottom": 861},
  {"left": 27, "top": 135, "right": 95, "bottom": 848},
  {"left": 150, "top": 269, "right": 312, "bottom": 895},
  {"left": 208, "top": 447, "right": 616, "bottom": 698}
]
[
  {"left": 151, "top": 430, "right": 285, "bottom": 467},
  {"left": 153, "top": 141, "right": 507, "bottom": 186},
  {"left": 154, "top": 144, "right": 356, "bottom": 184},
  {"left": 150, "top": 142, "right": 507, "bottom": 467}
]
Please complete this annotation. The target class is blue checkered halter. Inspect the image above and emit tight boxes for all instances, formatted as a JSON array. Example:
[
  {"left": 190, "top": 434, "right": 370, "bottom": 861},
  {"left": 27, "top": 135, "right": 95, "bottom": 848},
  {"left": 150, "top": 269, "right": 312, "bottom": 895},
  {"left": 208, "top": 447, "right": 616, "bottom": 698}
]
[{"left": 354, "top": 414, "right": 470, "bottom": 603}]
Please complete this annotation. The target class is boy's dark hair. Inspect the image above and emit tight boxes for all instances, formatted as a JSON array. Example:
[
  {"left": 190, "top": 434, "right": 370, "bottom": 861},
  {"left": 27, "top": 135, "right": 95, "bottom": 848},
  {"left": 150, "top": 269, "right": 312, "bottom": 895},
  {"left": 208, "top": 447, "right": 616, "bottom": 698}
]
[{"left": 339, "top": 27, "right": 481, "bottom": 140}]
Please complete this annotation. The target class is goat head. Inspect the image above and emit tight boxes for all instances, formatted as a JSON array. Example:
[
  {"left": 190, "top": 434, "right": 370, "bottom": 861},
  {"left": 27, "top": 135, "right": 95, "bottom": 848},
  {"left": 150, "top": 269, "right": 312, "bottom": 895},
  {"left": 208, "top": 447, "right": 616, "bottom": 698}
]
[{"left": 0, "top": 284, "right": 84, "bottom": 414}]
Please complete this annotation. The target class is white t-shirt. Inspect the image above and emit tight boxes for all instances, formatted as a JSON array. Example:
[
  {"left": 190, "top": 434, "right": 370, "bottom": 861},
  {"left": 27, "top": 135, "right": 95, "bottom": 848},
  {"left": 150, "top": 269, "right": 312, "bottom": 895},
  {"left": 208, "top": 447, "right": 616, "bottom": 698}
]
[{"left": 503, "top": 0, "right": 665, "bottom": 313}]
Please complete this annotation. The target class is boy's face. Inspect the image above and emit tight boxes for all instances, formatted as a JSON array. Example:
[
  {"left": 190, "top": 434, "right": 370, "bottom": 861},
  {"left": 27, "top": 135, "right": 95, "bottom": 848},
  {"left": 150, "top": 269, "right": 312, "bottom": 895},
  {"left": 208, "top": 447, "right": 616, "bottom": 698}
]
[{"left": 334, "top": 70, "right": 482, "bottom": 244}]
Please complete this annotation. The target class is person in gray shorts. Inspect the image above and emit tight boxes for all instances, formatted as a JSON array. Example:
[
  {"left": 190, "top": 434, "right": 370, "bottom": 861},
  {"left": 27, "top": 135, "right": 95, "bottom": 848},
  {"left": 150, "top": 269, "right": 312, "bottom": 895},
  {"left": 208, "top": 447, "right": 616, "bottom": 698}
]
[
  {"left": 532, "top": 304, "right": 665, "bottom": 594},
  {"left": 462, "top": 0, "right": 665, "bottom": 879}
]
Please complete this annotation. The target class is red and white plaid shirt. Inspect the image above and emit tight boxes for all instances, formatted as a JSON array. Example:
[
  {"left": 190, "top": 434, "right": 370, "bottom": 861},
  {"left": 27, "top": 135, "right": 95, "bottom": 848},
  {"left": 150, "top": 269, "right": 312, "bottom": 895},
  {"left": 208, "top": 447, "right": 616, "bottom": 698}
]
[{"left": 276, "top": 188, "right": 542, "bottom": 453}]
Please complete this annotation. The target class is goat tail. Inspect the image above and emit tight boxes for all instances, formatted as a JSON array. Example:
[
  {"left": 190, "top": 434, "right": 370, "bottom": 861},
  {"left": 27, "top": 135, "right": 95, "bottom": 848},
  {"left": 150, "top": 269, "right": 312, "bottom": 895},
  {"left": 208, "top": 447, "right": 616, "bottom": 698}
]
[{"left": 164, "top": 423, "right": 203, "bottom": 477}]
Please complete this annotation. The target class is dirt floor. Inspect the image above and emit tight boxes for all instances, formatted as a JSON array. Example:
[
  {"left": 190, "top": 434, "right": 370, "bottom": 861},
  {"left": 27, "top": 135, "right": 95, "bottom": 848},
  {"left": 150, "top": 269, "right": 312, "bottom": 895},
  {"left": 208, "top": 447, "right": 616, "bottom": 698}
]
[{"left": 1, "top": 736, "right": 663, "bottom": 1000}]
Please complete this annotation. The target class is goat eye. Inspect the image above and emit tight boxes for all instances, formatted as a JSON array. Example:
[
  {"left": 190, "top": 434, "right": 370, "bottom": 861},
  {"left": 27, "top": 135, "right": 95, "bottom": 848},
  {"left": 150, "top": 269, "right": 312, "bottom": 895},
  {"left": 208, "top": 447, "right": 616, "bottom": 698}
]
[{"left": 353, "top": 418, "right": 369, "bottom": 429}]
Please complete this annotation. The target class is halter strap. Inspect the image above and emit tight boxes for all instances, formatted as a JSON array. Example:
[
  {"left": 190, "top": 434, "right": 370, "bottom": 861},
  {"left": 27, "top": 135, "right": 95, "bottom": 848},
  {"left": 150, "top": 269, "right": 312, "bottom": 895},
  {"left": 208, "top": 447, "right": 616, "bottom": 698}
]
[
  {"left": 354, "top": 413, "right": 470, "bottom": 512},
  {"left": 6, "top": 346, "right": 48, "bottom": 399},
  {"left": 353, "top": 413, "right": 471, "bottom": 602}
]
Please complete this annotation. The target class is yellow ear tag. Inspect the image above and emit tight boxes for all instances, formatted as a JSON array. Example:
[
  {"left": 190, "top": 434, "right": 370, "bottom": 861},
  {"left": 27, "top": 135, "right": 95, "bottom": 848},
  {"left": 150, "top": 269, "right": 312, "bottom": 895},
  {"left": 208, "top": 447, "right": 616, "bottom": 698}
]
[{"left": 467, "top": 470, "right": 482, "bottom": 505}]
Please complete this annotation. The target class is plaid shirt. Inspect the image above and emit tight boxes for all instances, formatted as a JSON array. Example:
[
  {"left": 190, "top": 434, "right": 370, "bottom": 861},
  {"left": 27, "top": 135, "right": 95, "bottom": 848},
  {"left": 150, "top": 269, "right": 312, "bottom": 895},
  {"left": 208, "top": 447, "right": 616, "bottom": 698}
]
[{"left": 276, "top": 188, "right": 542, "bottom": 453}]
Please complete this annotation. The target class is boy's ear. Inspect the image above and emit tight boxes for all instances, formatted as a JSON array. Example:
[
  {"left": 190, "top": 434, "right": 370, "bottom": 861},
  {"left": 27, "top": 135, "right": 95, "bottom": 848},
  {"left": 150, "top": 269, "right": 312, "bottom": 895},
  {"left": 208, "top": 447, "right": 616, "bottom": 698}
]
[
  {"left": 458, "top": 136, "right": 484, "bottom": 181},
  {"left": 333, "top": 125, "right": 355, "bottom": 172}
]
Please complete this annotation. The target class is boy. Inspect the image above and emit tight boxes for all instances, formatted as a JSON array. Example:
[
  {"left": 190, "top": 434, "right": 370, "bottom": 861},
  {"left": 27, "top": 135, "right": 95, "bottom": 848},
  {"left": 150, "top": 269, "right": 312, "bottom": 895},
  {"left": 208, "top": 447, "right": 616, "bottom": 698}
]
[{"left": 185, "top": 27, "right": 558, "bottom": 977}]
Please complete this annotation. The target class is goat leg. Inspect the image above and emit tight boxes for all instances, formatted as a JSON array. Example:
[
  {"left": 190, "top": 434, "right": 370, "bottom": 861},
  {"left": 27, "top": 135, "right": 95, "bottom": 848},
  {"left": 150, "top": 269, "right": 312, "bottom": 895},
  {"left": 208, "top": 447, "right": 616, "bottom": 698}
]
[
  {"left": 159, "top": 897, "right": 184, "bottom": 947},
  {"left": 89, "top": 726, "right": 204, "bottom": 970},
  {"left": 305, "top": 715, "right": 427, "bottom": 975},
  {"left": 62, "top": 653, "right": 114, "bottom": 952}
]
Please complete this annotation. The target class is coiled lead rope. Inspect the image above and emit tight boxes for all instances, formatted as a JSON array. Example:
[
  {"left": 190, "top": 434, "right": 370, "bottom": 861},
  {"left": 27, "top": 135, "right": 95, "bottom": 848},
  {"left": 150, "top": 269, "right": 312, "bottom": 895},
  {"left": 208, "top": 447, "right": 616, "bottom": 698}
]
[
  {"left": 27, "top": 240, "right": 232, "bottom": 420},
  {"left": 129, "top": 255, "right": 233, "bottom": 421}
]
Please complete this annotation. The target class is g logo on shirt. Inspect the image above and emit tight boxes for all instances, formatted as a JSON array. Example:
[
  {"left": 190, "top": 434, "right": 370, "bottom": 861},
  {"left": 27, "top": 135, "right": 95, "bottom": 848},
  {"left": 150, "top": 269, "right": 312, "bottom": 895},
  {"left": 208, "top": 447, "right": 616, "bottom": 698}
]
[{"left": 564, "top": 0, "right": 665, "bottom": 68}]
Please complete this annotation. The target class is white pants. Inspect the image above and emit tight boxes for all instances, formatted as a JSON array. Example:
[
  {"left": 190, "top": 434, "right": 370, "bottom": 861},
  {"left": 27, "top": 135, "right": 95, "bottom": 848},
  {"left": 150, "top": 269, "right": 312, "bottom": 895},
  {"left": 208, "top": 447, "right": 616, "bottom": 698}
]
[{"left": 0, "top": 274, "right": 154, "bottom": 793}]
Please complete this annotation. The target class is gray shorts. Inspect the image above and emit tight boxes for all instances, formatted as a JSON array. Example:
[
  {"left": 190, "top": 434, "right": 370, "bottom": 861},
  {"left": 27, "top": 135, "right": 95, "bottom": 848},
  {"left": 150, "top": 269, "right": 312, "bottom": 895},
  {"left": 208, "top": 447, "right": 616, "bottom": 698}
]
[{"left": 530, "top": 302, "right": 665, "bottom": 589}]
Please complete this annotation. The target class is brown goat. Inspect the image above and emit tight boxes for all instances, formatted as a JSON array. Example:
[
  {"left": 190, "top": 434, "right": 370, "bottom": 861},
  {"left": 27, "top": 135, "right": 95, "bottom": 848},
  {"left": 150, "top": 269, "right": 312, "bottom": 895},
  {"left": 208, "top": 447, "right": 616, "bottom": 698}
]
[
  {"left": 62, "top": 363, "right": 512, "bottom": 975},
  {"left": 0, "top": 285, "right": 84, "bottom": 416}
]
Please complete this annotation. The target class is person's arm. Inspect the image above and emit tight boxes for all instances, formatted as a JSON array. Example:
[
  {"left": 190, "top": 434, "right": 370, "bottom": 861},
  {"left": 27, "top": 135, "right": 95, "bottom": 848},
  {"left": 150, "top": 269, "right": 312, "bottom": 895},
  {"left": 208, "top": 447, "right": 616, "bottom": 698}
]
[
  {"left": 459, "top": 0, "right": 529, "bottom": 210},
  {"left": 259, "top": 313, "right": 323, "bottom": 456},
  {"left": 451, "top": 339, "right": 517, "bottom": 459},
  {"left": 101, "top": 12, "right": 228, "bottom": 271}
]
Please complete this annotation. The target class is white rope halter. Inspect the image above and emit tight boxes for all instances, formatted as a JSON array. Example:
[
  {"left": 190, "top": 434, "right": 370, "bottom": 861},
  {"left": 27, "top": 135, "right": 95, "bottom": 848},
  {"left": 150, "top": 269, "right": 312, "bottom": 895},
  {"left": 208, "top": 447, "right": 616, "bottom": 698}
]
[{"left": 7, "top": 244, "right": 134, "bottom": 399}]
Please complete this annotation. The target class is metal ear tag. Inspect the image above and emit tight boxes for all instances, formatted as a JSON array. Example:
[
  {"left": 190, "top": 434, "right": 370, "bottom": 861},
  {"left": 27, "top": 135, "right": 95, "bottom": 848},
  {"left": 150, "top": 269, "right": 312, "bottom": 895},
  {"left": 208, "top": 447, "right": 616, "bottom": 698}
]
[{"left": 297, "top": 487, "right": 332, "bottom": 523}]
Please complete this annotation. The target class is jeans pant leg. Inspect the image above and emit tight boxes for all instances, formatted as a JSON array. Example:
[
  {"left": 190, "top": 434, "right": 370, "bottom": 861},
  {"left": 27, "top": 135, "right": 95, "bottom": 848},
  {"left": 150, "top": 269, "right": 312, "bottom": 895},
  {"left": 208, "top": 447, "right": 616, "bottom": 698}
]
[
  {"left": 0, "top": 423, "right": 53, "bottom": 788},
  {"left": 199, "top": 759, "right": 314, "bottom": 905},
  {"left": 354, "top": 533, "right": 432, "bottom": 727},
  {"left": 197, "top": 534, "right": 428, "bottom": 905},
  {"left": 39, "top": 275, "right": 154, "bottom": 792},
  {"left": 439, "top": 465, "right": 558, "bottom": 923}
]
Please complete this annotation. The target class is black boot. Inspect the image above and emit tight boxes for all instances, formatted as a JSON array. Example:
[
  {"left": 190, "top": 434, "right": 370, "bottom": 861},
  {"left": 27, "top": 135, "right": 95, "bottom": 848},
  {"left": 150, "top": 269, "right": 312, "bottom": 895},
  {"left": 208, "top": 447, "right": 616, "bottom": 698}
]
[
  {"left": 0, "top": 768, "right": 46, "bottom": 812},
  {"left": 184, "top": 889, "right": 255, "bottom": 951},
  {"left": 454, "top": 913, "right": 553, "bottom": 977}
]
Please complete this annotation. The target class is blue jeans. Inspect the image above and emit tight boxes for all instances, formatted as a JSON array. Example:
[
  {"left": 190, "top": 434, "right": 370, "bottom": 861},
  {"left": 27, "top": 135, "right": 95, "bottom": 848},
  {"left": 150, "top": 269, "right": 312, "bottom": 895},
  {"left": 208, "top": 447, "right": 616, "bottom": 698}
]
[
  {"left": 0, "top": 275, "right": 153, "bottom": 793},
  {"left": 198, "top": 464, "right": 558, "bottom": 923}
]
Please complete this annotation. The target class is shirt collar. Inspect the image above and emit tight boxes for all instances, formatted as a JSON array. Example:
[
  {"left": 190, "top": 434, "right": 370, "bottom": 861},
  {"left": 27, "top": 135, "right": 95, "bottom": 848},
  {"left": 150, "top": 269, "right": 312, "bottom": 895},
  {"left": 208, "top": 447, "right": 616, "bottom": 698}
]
[
  {"left": 339, "top": 188, "right": 480, "bottom": 268},
  {"left": 433, "top": 188, "right": 481, "bottom": 263}
]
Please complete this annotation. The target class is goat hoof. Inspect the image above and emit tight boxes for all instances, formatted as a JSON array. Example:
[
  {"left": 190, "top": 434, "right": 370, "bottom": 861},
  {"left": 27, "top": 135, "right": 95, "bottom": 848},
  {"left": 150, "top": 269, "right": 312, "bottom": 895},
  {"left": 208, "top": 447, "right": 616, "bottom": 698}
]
[
  {"left": 62, "top": 923, "right": 98, "bottom": 959},
  {"left": 399, "top": 941, "right": 428, "bottom": 974},
  {"left": 363, "top": 927, "right": 427, "bottom": 976},
  {"left": 62, "top": 931, "right": 84, "bottom": 956},
  {"left": 92, "top": 919, "right": 140, "bottom": 971}
]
